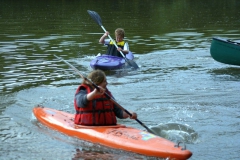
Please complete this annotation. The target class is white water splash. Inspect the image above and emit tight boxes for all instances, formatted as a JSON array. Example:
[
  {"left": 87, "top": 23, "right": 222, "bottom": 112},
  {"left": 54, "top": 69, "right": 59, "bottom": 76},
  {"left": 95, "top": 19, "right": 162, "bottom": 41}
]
[{"left": 150, "top": 122, "right": 199, "bottom": 144}]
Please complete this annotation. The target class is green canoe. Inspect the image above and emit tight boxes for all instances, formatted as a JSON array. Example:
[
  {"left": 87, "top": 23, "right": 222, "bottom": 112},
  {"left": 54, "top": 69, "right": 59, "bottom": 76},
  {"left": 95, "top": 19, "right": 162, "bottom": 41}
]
[{"left": 210, "top": 37, "right": 240, "bottom": 66}]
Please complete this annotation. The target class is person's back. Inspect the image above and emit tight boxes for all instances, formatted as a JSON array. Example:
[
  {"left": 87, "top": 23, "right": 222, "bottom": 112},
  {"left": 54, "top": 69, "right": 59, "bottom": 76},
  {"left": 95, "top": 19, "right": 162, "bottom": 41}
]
[{"left": 74, "top": 84, "right": 117, "bottom": 125}]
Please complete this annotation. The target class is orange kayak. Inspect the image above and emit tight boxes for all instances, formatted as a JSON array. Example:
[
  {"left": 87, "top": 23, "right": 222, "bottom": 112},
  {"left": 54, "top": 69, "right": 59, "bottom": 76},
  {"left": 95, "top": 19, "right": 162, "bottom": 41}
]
[{"left": 33, "top": 106, "right": 192, "bottom": 159}]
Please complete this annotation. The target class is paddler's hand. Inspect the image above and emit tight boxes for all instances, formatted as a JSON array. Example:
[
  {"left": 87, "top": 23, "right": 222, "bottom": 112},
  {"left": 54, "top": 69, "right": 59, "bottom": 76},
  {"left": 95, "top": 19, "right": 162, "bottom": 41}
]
[
  {"left": 104, "top": 31, "right": 109, "bottom": 37},
  {"left": 130, "top": 112, "right": 137, "bottom": 119},
  {"left": 87, "top": 86, "right": 105, "bottom": 100},
  {"left": 99, "top": 32, "right": 109, "bottom": 44},
  {"left": 117, "top": 47, "right": 122, "bottom": 52},
  {"left": 94, "top": 86, "right": 105, "bottom": 96},
  {"left": 117, "top": 47, "right": 128, "bottom": 54},
  {"left": 123, "top": 111, "right": 137, "bottom": 119}
]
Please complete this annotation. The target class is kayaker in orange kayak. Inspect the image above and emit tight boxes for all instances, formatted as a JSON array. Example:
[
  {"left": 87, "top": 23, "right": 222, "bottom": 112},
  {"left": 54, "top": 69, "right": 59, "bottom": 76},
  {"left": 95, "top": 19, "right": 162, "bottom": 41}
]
[
  {"left": 99, "top": 28, "right": 129, "bottom": 57},
  {"left": 74, "top": 69, "right": 137, "bottom": 125}
]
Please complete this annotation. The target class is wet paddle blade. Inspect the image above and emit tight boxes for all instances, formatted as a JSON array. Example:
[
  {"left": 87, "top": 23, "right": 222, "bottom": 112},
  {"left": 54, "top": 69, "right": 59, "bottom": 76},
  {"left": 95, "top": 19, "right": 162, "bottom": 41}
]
[
  {"left": 127, "top": 59, "right": 139, "bottom": 69},
  {"left": 87, "top": 10, "right": 102, "bottom": 26}
]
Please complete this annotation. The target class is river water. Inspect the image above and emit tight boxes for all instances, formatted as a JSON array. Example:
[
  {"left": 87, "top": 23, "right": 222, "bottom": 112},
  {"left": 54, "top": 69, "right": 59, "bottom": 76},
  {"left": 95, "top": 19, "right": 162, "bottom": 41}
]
[{"left": 0, "top": 0, "right": 240, "bottom": 159}]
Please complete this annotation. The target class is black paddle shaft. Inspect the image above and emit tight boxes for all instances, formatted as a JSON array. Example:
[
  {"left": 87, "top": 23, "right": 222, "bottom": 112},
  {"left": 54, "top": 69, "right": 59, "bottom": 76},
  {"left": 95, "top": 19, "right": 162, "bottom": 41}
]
[
  {"left": 91, "top": 83, "right": 155, "bottom": 134},
  {"left": 87, "top": 10, "right": 139, "bottom": 69},
  {"left": 54, "top": 55, "right": 155, "bottom": 135}
]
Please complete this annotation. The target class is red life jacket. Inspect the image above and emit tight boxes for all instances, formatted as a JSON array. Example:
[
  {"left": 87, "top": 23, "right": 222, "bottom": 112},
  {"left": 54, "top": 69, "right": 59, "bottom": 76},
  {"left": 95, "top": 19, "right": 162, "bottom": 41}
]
[{"left": 74, "top": 84, "right": 117, "bottom": 126}]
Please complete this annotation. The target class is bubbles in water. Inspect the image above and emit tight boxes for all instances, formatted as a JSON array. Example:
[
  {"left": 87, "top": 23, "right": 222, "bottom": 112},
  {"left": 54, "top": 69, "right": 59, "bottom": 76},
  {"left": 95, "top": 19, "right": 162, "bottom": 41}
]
[{"left": 150, "top": 122, "right": 198, "bottom": 144}]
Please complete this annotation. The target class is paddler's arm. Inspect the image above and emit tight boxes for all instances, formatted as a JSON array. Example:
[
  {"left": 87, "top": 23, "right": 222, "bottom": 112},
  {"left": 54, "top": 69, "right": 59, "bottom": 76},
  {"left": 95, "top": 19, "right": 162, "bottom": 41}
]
[
  {"left": 86, "top": 87, "right": 105, "bottom": 100},
  {"left": 117, "top": 47, "right": 129, "bottom": 54},
  {"left": 113, "top": 104, "right": 137, "bottom": 119},
  {"left": 99, "top": 31, "right": 109, "bottom": 44},
  {"left": 123, "top": 110, "right": 137, "bottom": 119},
  {"left": 117, "top": 42, "right": 129, "bottom": 54},
  {"left": 75, "top": 87, "right": 106, "bottom": 108},
  {"left": 75, "top": 89, "right": 88, "bottom": 108}
]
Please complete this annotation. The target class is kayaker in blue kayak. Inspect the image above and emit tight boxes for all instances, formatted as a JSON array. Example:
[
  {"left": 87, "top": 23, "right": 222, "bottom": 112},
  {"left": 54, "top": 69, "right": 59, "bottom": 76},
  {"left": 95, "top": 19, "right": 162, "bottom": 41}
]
[
  {"left": 74, "top": 69, "right": 137, "bottom": 126},
  {"left": 99, "top": 28, "right": 129, "bottom": 57}
]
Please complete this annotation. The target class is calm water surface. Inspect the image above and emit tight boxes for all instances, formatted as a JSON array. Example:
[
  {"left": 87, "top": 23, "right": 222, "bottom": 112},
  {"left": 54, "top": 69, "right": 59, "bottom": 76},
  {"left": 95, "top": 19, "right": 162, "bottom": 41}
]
[{"left": 1, "top": 0, "right": 240, "bottom": 159}]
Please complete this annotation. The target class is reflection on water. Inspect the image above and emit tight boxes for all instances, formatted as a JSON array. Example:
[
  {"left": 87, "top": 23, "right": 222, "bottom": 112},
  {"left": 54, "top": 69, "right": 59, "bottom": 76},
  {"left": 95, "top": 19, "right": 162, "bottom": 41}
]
[
  {"left": 209, "top": 67, "right": 240, "bottom": 79},
  {"left": 1, "top": 0, "right": 240, "bottom": 160},
  {"left": 73, "top": 148, "right": 140, "bottom": 160}
]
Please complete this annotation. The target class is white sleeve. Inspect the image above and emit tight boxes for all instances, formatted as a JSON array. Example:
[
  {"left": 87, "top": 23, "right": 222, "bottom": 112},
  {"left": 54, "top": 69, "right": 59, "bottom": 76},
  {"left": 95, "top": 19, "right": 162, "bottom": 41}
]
[
  {"left": 123, "top": 42, "right": 129, "bottom": 51},
  {"left": 104, "top": 39, "right": 110, "bottom": 45}
]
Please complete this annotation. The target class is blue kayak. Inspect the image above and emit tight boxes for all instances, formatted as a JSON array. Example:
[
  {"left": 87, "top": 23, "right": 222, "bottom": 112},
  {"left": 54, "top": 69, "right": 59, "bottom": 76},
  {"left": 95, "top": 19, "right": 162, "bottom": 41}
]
[{"left": 90, "top": 52, "right": 134, "bottom": 70}]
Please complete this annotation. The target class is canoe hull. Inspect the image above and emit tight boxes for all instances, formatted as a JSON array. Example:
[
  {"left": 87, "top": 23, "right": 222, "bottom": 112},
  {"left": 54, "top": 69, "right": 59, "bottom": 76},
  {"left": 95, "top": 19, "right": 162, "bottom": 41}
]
[
  {"left": 210, "top": 37, "right": 240, "bottom": 66},
  {"left": 33, "top": 106, "right": 192, "bottom": 159}
]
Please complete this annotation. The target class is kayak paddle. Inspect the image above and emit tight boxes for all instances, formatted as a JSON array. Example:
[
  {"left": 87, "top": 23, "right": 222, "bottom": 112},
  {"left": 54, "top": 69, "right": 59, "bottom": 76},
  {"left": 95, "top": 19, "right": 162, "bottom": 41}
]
[
  {"left": 54, "top": 55, "right": 156, "bottom": 135},
  {"left": 87, "top": 10, "right": 139, "bottom": 69}
]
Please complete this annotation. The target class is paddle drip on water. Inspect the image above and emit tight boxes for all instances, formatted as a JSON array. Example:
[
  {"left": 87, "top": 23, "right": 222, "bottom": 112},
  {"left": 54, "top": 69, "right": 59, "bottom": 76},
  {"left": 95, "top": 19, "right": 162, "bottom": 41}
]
[{"left": 150, "top": 123, "right": 198, "bottom": 144}]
